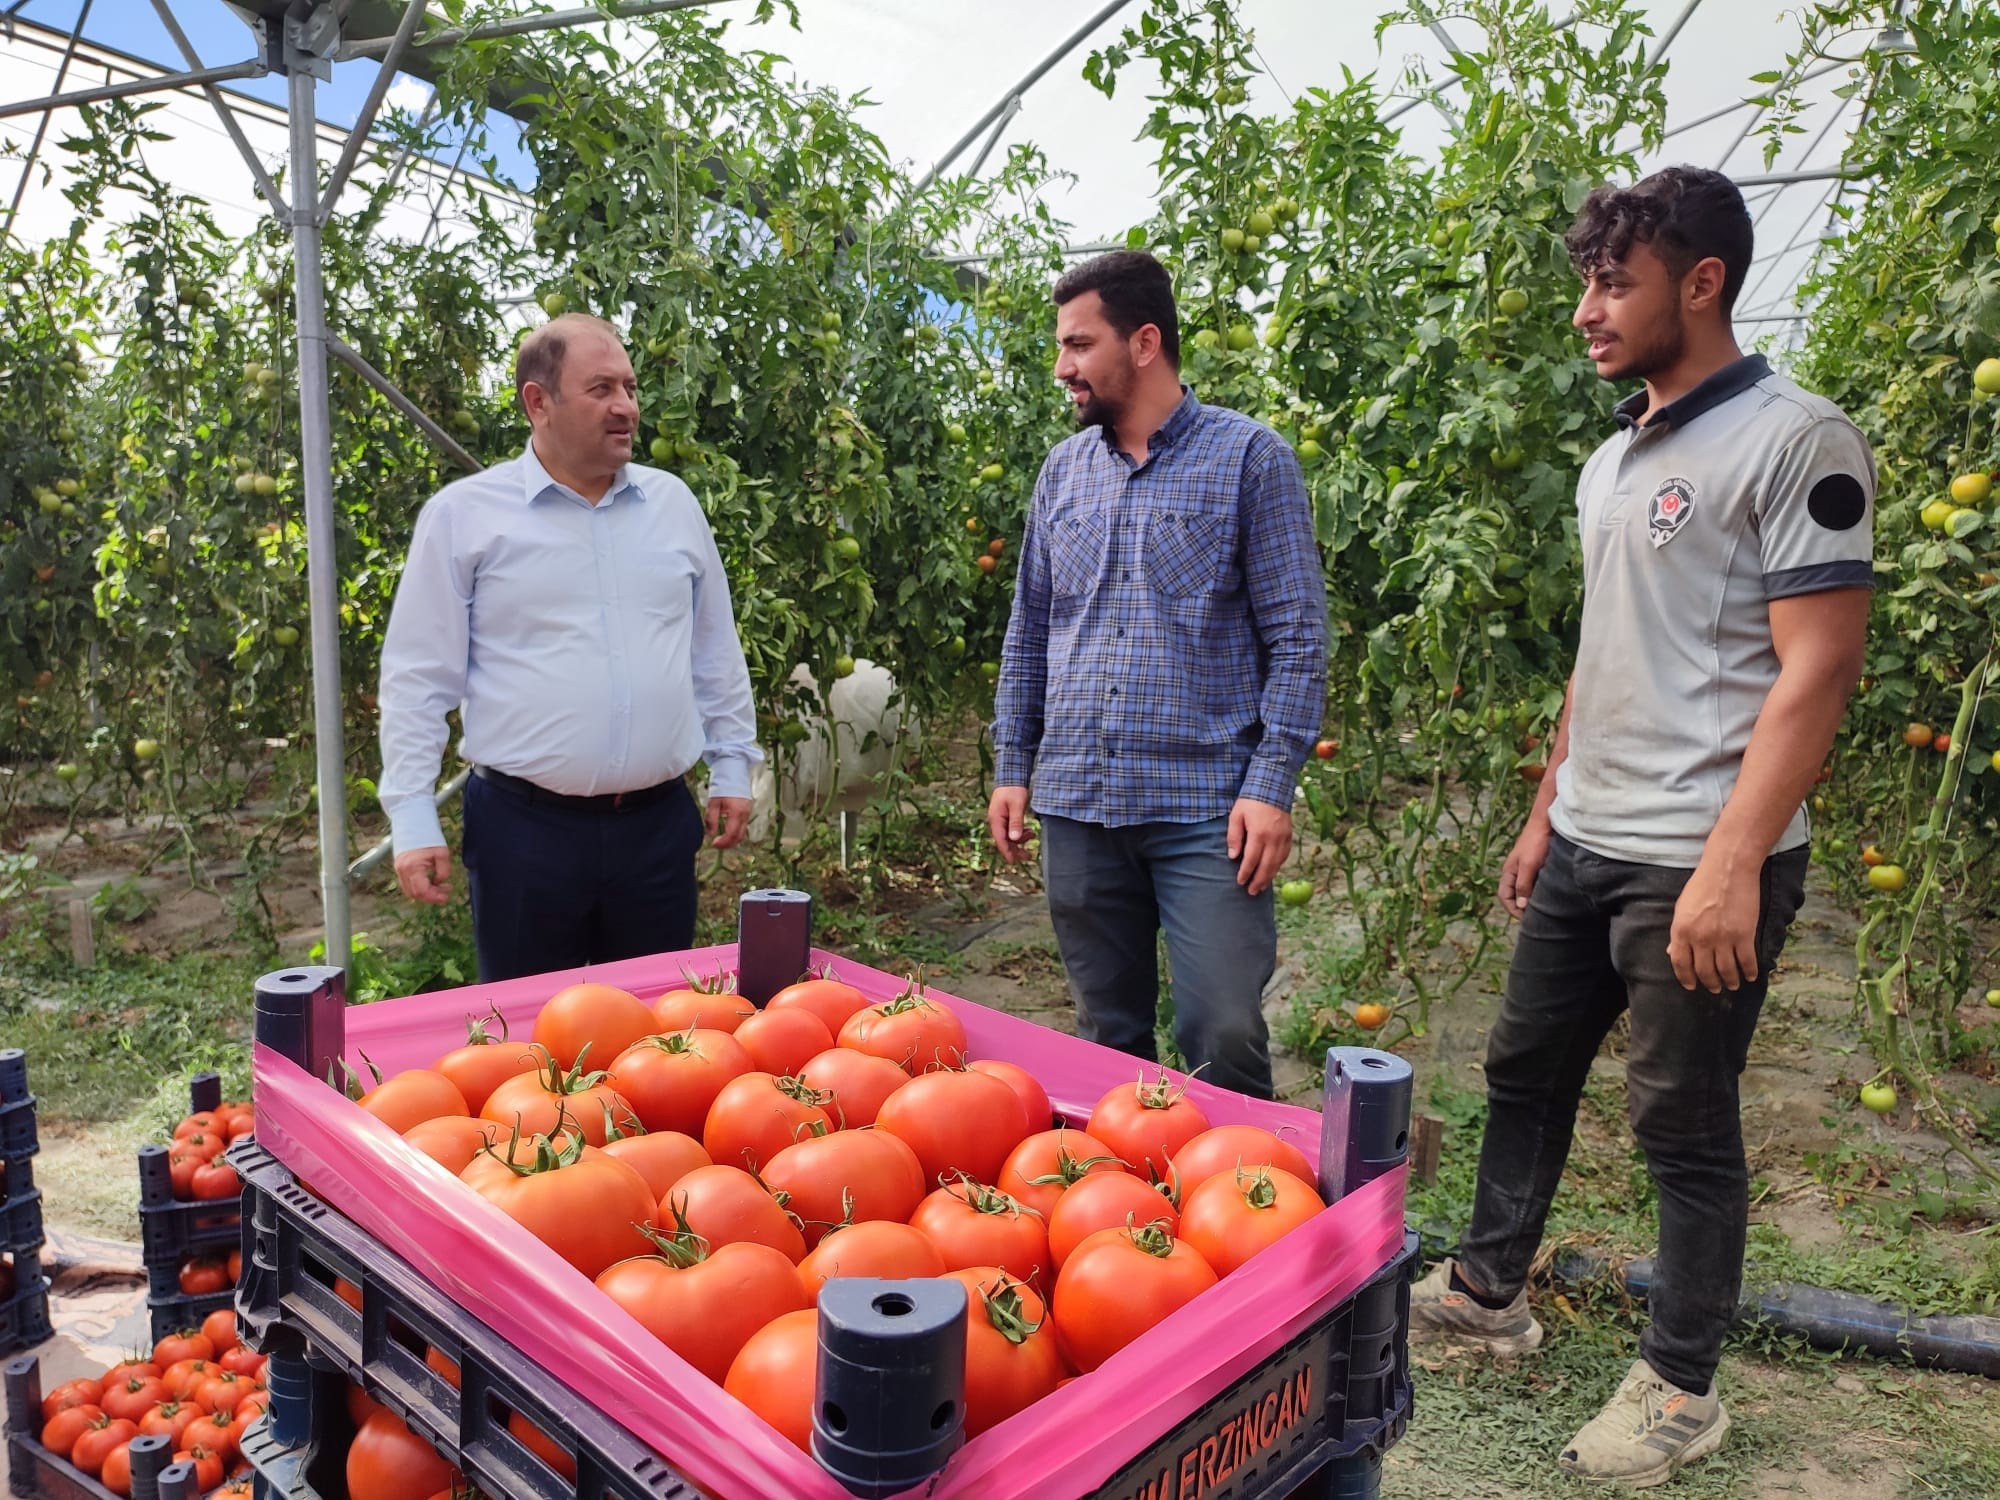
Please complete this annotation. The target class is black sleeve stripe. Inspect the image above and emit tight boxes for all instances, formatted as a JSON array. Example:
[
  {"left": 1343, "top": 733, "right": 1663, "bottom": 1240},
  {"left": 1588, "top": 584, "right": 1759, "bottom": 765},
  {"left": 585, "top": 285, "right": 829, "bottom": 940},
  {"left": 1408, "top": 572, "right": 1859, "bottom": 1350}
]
[{"left": 1763, "top": 560, "right": 1874, "bottom": 599}]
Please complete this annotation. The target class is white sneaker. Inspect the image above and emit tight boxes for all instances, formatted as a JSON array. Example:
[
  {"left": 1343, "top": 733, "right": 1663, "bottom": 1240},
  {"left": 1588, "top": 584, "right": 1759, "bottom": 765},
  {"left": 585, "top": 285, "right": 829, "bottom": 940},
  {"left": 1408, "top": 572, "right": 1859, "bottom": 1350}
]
[
  {"left": 1558, "top": 1358, "right": 1730, "bottom": 1488},
  {"left": 1408, "top": 1256, "right": 1544, "bottom": 1357}
]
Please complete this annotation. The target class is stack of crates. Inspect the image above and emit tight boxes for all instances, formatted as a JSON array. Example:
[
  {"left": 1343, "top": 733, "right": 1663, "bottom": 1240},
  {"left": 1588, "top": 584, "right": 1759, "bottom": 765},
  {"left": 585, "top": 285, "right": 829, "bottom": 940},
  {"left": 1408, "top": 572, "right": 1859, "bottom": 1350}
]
[
  {"left": 138, "top": 1071, "right": 242, "bottom": 1341},
  {"left": 0, "top": 1048, "right": 52, "bottom": 1356}
]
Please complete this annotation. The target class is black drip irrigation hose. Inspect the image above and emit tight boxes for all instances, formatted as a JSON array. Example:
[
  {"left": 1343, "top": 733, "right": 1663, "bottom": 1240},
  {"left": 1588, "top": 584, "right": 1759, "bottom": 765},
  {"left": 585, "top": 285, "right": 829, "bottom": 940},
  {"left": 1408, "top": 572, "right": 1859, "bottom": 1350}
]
[{"left": 1420, "top": 1229, "right": 2000, "bottom": 1380}]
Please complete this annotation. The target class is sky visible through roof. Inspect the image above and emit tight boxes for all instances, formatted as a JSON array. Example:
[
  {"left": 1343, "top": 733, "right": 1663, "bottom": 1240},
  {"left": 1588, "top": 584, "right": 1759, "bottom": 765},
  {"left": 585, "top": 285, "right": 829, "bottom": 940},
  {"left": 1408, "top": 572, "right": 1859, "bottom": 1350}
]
[{"left": 0, "top": 0, "right": 1884, "bottom": 332}]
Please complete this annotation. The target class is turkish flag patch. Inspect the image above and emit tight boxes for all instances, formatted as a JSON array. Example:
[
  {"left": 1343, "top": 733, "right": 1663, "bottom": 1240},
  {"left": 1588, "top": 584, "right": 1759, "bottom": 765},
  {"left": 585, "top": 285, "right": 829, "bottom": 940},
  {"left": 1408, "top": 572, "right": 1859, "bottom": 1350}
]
[{"left": 1648, "top": 476, "right": 1696, "bottom": 549}]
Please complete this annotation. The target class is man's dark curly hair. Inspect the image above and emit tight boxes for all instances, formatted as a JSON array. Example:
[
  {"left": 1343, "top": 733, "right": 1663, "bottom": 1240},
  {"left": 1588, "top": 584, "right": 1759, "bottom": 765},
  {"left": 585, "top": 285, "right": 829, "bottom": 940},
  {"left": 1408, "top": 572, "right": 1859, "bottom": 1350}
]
[{"left": 1564, "top": 166, "right": 1754, "bottom": 315}]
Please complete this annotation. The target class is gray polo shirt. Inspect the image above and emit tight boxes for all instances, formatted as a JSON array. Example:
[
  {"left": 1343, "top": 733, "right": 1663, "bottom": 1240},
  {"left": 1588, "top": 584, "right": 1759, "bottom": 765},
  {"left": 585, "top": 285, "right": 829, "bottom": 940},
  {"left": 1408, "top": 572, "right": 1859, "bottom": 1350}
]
[{"left": 1548, "top": 354, "right": 1875, "bottom": 868}]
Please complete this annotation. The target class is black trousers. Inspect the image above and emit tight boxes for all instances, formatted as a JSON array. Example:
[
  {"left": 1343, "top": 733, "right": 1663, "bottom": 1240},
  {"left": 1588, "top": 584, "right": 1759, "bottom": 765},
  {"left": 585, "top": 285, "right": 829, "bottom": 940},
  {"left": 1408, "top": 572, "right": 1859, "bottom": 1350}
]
[
  {"left": 1459, "top": 831, "right": 1808, "bottom": 1393},
  {"left": 461, "top": 770, "right": 704, "bottom": 981}
]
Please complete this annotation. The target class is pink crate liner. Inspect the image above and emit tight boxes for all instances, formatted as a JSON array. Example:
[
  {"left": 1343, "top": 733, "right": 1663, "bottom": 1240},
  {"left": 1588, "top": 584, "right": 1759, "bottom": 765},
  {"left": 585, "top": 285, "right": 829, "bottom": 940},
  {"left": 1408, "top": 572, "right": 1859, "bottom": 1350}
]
[{"left": 253, "top": 945, "right": 1407, "bottom": 1500}]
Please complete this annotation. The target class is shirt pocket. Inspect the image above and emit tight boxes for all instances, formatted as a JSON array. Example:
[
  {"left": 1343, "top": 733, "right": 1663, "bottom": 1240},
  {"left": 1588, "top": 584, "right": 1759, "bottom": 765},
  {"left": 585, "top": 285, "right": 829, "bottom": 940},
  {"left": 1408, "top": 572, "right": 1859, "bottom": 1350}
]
[
  {"left": 1145, "top": 509, "right": 1226, "bottom": 597},
  {"left": 1048, "top": 509, "right": 1110, "bottom": 599},
  {"left": 631, "top": 548, "right": 696, "bottom": 624}
]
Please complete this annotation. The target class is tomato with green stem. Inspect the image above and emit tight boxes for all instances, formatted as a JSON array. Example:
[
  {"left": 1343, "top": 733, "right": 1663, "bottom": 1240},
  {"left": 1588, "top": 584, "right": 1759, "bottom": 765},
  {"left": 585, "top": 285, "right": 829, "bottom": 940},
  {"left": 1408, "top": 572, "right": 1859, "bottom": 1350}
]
[{"left": 1052, "top": 1222, "right": 1218, "bottom": 1372}]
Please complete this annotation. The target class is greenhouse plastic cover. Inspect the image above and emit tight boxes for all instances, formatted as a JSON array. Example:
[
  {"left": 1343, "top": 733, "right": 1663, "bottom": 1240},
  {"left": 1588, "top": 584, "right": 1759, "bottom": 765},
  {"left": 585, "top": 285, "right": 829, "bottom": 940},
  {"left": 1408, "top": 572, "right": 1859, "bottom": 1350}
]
[{"left": 252, "top": 944, "right": 1409, "bottom": 1500}]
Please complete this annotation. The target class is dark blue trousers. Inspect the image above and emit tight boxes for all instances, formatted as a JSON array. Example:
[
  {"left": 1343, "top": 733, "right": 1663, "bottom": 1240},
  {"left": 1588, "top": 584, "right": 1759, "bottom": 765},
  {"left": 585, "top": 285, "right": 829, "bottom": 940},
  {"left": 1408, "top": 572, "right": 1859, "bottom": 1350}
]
[{"left": 461, "top": 771, "right": 704, "bottom": 981}]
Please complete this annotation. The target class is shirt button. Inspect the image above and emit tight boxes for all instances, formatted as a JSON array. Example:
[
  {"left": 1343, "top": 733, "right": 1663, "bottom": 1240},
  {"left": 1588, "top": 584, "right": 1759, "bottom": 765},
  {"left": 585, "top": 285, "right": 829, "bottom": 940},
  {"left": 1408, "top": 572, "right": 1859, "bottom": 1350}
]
[
  {"left": 1116, "top": 628, "right": 1126, "bottom": 637},
  {"left": 1108, "top": 687, "right": 1118, "bottom": 696}
]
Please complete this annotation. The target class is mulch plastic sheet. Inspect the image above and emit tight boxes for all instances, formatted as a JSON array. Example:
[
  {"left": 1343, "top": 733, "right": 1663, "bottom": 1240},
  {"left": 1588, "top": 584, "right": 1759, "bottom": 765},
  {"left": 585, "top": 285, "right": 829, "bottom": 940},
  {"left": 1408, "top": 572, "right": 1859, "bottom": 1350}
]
[{"left": 253, "top": 945, "right": 1407, "bottom": 1500}]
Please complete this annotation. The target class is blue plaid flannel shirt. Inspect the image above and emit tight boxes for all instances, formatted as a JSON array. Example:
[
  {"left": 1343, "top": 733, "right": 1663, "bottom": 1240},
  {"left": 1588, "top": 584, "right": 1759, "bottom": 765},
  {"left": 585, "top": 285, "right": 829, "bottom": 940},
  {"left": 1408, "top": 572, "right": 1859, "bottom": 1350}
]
[{"left": 992, "top": 389, "right": 1327, "bottom": 825}]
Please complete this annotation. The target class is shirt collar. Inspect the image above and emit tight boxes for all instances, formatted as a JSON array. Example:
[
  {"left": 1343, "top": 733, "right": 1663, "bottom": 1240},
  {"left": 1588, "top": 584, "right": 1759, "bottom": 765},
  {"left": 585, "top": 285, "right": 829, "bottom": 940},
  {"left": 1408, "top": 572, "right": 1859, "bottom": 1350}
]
[
  {"left": 520, "top": 439, "right": 640, "bottom": 506},
  {"left": 1096, "top": 385, "right": 1203, "bottom": 454},
  {"left": 1614, "top": 353, "right": 1770, "bottom": 432}
]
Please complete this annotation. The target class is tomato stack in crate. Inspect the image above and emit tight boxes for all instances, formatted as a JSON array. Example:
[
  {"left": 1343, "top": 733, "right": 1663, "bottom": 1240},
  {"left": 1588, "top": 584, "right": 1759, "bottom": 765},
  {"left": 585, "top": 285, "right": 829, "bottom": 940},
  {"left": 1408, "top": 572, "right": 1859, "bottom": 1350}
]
[
  {"left": 1, "top": 1048, "right": 54, "bottom": 1357},
  {"left": 139, "top": 1072, "right": 254, "bottom": 1342},
  {"left": 231, "top": 890, "right": 1416, "bottom": 1500}
]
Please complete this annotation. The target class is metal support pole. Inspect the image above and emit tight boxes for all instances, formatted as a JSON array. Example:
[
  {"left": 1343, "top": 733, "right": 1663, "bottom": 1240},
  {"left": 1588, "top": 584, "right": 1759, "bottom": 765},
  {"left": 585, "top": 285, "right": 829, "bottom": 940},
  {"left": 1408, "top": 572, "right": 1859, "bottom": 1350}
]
[
  {"left": 337, "top": 0, "right": 723, "bottom": 59},
  {"left": 348, "top": 766, "right": 472, "bottom": 881},
  {"left": 325, "top": 335, "right": 482, "bottom": 472},
  {"left": 287, "top": 28, "right": 352, "bottom": 971},
  {"left": 319, "top": 0, "right": 427, "bottom": 219},
  {"left": 0, "top": 57, "right": 266, "bottom": 121},
  {"left": 1646, "top": 0, "right": 1706, "bottom": 65},
  {"left": 1661, "top": 58, "right": 1846, "bottom": 142},
  {"left": 2, "top": 0, "right": 90, "bottom": 238},
  {"left": 148, "top": 0, "right": 286, "bottom": 217},
  {"left": 962, "top": 94, "right": 1022, "bottom": 183},
  {"left": 911, "top": 0, "right": 1132, "bottom": 196},
  {"left": 1732, "top": 167, "right": 1851, "bottom": 187}
]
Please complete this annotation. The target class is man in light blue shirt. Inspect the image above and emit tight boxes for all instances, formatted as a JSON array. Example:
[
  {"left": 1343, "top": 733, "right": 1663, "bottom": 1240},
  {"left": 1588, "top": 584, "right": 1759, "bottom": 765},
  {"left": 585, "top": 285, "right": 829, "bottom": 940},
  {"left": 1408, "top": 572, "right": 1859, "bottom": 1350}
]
[{"left": 378, "top": 314, "right": 762, "bottom": 979}]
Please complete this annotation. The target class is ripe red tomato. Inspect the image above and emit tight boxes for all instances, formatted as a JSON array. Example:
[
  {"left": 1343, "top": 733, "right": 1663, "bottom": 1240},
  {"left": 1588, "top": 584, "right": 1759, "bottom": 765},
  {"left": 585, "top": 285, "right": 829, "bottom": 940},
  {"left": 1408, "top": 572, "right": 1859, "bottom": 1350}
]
[
  {"left": 99, "top": 1439, "right": 137, "bottom": 1495},
  {"left": 1087, "top": 1072, "right": 1211, "bottom": 1179},
  {"left": 797, "top": 1221, "right": 946, "bottom": 1302},
  {"left": 911, "top": 1180, "right": 1051, "bottom": 1289},
  {"left": 357, "top": 1068, "right": 469, "bottom": 1134},
  {"left": 967, "top": 1058, "right": 1052, "bottom": 1131},
  {"left": 194, "top": 1369, "right": 253, "bottom": 1415},
  {"left": 138, "top": 1399, "right": 204, "bottom": 1450},
  {"left": 402, "top": 1115, "right": 507, "bottom": 1173},
  {"left": 1052, "top": 1223, "right": 1218, "bottom": 1371},
  {"left": 766, "top": 976, "right": 871, "bottom": 1035},
  {"left": 508, "top": 1410, "right": 576, "bottom": 1482},
  {"left": 432, "top": 1032, "right": 545, "bottom": 1116},
  {"left": 1046, "top": 1170, "right": 1182, "bottom": 1273},
  {"left": 180, "top": 1257, "right": 228, "bottom": 1296},
  {"left": 1169, "top": 1124, "right": 1315, "bottom": 1195},
  {"left": 1179, "top": 1166, "right": 1325, "bottom": 1276},
  {"left": 723, "top": 1308, "right": 820, "bottom": 1451},
  {"left": 100, "top": 1375, "right": 170, "bottom": 1422},
  {"left": 598, "top": 1129, "right": 711, "bottom": 1202},
  {"left": 469, "top": 1146, "right": 658, "bottom": 1278},
  {"left": 796, "top": 1047, "right": 909, "bottom": 1128},
  {"left": 100, "top": 1361, "right": 160, "bottom": 1389},
  {"left": 40, "top": 1403, "right": 105, "bottom": 1459},
  {"left": 1314, "top": 738, "right": 1338, "bottom": 759},
  {"left": 170, "top": 1445, "right": 225, "bottom": 1490},
  {"left": 184, "top": 1409, "right": 238, "bottom": 1463},
  {"left": 875, "top": 1069, "right": 1029, "bottom": 1190},
  {"left": 481, "top": 1060, "right": 638, "bottom": 1145},
  {"left": 41, "top": 1377, "right": 103, "bottom": 1421},
  {"left": 946, "top": 1267, "right": 1067, "bottom": 1436},
  {"left": 762, "top": 1129, "right": 925, "bottom": 1248},
  {"left": 177, "top": 1131, "right": 227, "bottom": 1163},
  {"left": 173, "top": 1112, "right": 218, "bottom": 1141},
  {"left": 662, "top": 1165, "right": 806, "bottom": 1262},
  {"left": 72, "top": 1414, "right": 140, "bottom": 1474},
  {"left": 650, "top": 986, "right": 754, "bottom": 1034},
  {"left": 153, "top": 1331, "right": 215, "bottom": 1368},
  {"left": 702, "top": 1072, "right": 833, "bottom": 1173},
  {"left": 159, "top": 1357, "right": 214, "bottom": 1400},
  {"left": 997, "top": 1128, "right": 1127, "bottom": 1220},
  {"left": 606, "top": 1030, "right": 755, "bottom": 1137},
  {"left": 732, "top": 1007, "right": 834, "bottom": 1077},
  {"left": 596, "top": 1240, "right": 808, "bottom": 1383},
  {"left": 837, "top": 988, "right": 969, "bottom": 1074},
  {"left": 533, "top": 982, "right": 656, "bottom": 1071},
  {"left": 191, "top": 1159, "right": 241, "bottom": 1200},
  {"left": 167, "top": 1151, "right": 199, "bottom": 1200},
  {"left": 346, "top": 1409, "right": 455, "bottom": 1500}
]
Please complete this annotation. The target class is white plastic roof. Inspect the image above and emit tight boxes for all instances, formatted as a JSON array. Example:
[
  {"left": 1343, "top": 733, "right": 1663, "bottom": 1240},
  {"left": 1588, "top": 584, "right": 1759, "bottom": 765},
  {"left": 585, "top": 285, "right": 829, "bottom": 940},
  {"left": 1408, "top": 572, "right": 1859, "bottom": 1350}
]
[{"left": 0, "top": 0, "right": 1885, "bottom": 329}]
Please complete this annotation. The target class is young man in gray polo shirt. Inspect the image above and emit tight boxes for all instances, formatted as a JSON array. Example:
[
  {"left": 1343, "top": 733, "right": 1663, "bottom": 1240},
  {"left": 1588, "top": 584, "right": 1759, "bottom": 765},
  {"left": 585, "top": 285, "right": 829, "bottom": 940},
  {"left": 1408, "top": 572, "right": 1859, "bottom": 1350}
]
[{"left": 1410, "top": 167, "right": 1874, "bottom": 1488}]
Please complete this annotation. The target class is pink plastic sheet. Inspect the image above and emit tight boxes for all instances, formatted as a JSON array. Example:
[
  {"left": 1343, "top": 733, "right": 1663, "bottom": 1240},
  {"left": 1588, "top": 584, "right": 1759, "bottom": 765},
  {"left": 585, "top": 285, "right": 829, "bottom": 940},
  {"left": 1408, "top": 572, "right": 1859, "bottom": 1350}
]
[{"left": 254, "top": 946, "right": 1408, "bottom": 1499}]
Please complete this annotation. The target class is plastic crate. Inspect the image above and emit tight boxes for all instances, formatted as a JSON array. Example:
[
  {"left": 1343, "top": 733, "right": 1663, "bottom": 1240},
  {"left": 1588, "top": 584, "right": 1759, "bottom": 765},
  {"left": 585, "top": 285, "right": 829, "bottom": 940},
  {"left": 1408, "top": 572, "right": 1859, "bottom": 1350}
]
[
  {"left": 0, "top": 1186, "right": 44, "bottom": 1258},
  {"left": 4, "top": 1354, "right": 204, "bottom": 1499},
  {"left": 0, "top": 1265, "right": 53, "bottom": 1357},
  {"left": 0, "top": 1050, "right": 36, "bottom": 1162},
  {"left": 138, "top": 1072, "right": 243, "bottom": 1300},
  {"left": 148, "top": 1286, "right": 234, "bottom": 1344}
]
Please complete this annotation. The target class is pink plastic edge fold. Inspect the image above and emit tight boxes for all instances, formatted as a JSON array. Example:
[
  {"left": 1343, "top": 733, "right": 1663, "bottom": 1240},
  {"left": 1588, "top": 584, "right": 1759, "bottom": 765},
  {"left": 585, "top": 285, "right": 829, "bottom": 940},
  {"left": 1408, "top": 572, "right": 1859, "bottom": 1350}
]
[{"left": 252, "top": 945, "right": 1408, "bottom": 1500}]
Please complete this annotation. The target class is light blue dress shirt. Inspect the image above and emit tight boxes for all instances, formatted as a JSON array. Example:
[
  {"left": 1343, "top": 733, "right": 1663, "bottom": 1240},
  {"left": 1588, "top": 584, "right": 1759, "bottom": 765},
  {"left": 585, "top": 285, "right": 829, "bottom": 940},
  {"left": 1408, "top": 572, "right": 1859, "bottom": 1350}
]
[{"left": 378, "top": 442, "right": 763, "bottom": 853}]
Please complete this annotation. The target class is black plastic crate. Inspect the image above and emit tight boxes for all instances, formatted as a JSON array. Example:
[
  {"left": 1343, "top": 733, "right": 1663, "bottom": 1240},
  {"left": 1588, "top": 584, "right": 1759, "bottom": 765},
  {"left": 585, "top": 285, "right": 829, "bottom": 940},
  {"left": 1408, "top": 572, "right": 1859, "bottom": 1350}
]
[
  {"left": 0, "top": 1153, "right": 34, "bottom": 1205},
  {"left": 233, "top": 1136, "right": 710, "bottom": 1500},
  {"left": 147, "top": 1285, "right": 234, "bottom": 1344},
  {"left": 4, "top": 1354, "right": 204, "bottom": 1499},
  {"left": 0, "top": 1266, "right": 52, "bottom": 1357},
  {"left": 0, "top": 1186, "right": 44, "bottom": 1259},
  {"left": 0, "top": 1104, "right": 36, "bottom": 1164},
  {"left": 137, "top": 1071, "right": 243, "bottom": 1289}
]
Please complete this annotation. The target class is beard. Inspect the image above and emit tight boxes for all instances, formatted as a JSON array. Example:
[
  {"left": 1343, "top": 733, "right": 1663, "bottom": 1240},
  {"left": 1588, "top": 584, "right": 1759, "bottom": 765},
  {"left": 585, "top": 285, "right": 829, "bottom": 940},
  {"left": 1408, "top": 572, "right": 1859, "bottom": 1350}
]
[{"left": 1602, "top": 306, "right": 1687, "bottom": 383}]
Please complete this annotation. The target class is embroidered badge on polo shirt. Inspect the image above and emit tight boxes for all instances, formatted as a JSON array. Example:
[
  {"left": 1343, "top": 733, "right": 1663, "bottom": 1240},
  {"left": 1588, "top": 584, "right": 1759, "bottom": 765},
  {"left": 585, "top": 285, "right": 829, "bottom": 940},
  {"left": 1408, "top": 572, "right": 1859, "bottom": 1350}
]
[{"left": 1647, "top": 476, "right": 1696, "bottom": 548}]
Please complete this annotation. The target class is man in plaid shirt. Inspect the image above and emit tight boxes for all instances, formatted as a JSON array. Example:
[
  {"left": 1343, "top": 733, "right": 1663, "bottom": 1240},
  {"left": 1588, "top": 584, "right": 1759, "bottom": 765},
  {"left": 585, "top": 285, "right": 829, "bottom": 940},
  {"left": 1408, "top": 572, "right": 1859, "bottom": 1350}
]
[{"left": 988, "top": 251, "right": 1327, "bottom": 1099}]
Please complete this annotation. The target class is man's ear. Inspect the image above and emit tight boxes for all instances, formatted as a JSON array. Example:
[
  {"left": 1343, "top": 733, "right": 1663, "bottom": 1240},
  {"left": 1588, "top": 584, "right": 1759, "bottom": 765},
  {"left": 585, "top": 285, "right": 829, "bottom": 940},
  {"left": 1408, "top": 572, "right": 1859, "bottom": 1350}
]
[
  {"left": 1130, "top": 321, "right": 1165, "bottom": 369},
  {"left": 1683, "top": 256, "right": 1729, "bottom": 317}
]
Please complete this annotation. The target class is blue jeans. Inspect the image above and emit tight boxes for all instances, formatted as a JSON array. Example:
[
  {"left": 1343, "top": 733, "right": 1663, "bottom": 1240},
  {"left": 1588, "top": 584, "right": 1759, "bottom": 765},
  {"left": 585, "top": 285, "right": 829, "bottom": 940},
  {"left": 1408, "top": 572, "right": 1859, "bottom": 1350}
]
[
  {"left": 1039, "top": 814, "right": 1277, "bottom": 1099},
  {"left": 1459, "top": 831, "right": 1809, "bottom": 1393},
  {"left": 462, "top": 771, "right": 704, "bottom": 981}
]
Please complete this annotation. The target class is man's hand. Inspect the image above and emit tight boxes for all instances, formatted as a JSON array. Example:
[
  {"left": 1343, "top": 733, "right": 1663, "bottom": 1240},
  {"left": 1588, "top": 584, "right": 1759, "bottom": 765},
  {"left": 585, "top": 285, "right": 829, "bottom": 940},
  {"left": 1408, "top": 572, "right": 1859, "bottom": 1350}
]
[
  {"left": 394, "top": 846, "right": 452, "bottom": 906},
  {"left": 1228, "top": 798, "right": 1291, "bottom": 896},
  {"left": 987, "top": 786, "right": 1034, "bottom": 864},
  {"left": 1498, "top": 818, "right": 1552, "bottom": 919},
  {"left": 705, "top": 795, "right": 752, "bottom": 850},
  {"left": 1668, "top": 853, "right": 1761, "bottom": 993}
]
